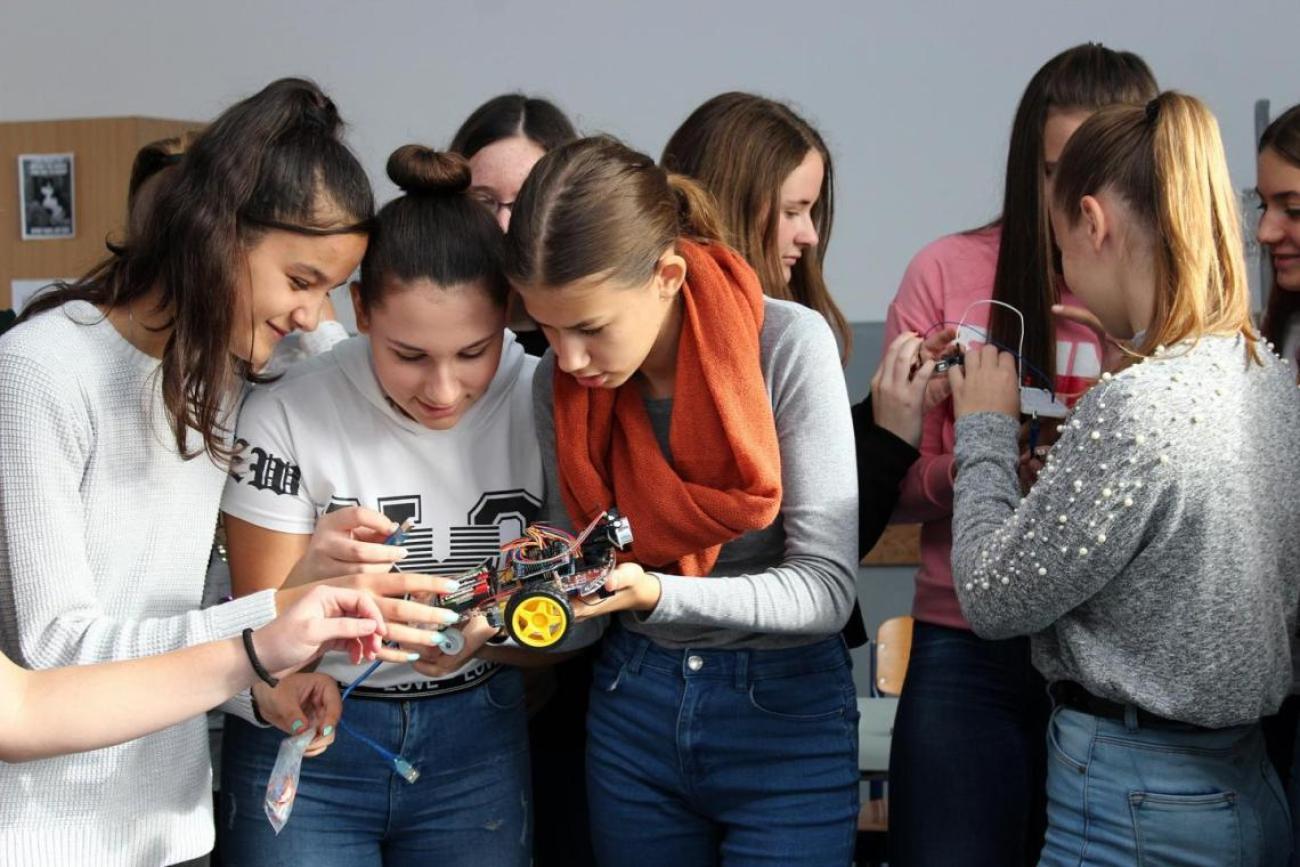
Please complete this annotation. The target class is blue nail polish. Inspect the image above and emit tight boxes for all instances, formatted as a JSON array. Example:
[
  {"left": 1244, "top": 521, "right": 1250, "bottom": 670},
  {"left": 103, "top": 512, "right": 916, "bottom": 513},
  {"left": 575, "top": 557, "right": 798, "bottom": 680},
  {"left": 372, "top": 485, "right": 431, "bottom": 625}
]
[
  {"left": 322, "top": 725, "right": 334, "bottom": 737},
  {"left": 430, "top": 631, "right": 450, "bottom": 648},
  {"left": 405, "top": 652, "right": 421, "bottom": 662},
  {"left": 290, "top": 720, "right": 304, "bottom": 733}
]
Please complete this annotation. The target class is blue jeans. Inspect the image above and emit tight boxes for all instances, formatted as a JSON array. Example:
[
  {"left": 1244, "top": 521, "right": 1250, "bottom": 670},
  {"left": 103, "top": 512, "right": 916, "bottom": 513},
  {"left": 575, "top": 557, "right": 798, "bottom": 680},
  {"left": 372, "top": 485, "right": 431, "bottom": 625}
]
[
  {"left": 585, "top": 625, "right": 860, "bottom": 866},
  {"left": 1042, "top": 705, "right": 1291, "bottom": 866},
  {"left": 888, "top": 620, "right": 1050, "bottom": 866},
  {"left": 218, "top": 668, "right": 531, "bottom": 867}
]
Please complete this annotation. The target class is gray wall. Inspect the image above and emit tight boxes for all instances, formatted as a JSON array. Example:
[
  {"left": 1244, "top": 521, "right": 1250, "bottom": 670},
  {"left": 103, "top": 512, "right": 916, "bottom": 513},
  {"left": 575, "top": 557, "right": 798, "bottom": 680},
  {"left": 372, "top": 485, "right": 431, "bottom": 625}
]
[{"left": 3, "top": 0, "right": 1298, "bottom": 321}]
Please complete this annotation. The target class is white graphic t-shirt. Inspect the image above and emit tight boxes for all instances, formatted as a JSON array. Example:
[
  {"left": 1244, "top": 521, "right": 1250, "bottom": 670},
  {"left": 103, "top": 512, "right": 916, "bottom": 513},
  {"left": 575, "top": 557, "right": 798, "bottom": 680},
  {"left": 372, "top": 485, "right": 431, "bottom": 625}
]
[{"left": 222, "top": 332, "right": 543, "bottom": 696}]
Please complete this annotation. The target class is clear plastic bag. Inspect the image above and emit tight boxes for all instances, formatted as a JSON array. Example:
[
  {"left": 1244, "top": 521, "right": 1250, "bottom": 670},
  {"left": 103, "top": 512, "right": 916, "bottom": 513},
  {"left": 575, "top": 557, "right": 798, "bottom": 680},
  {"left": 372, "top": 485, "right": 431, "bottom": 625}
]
[{"left": 264, "top": 727, "right": 315, "bottom": 834}]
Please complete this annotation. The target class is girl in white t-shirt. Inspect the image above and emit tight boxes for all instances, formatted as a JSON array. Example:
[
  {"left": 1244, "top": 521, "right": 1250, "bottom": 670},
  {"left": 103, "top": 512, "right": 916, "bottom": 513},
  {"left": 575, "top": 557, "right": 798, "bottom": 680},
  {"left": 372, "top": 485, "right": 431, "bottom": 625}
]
[{"left": 219, "top": 146, "right": 541, "bottom": 866}]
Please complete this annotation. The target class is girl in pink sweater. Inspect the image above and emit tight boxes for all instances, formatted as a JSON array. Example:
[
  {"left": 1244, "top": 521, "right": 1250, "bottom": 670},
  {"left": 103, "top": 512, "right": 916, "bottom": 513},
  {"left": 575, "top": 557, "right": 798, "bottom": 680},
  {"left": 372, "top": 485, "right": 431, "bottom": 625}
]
[{"left": 881, "top": 44, "right": 1156, "bottom": 867}]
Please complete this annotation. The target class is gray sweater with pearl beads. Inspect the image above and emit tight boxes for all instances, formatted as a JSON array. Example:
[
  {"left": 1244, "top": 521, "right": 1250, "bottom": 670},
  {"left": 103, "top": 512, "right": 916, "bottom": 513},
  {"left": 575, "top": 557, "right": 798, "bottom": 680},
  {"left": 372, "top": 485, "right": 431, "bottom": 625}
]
[{"left": 952, "top": 334, "right": 1300, "bottom": 728}]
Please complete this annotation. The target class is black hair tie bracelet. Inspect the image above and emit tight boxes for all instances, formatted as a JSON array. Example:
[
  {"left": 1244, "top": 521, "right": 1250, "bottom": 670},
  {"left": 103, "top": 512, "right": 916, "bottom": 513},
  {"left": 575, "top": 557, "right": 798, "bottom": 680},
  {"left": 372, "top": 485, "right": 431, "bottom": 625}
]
[{"left": 242, "top": 627, "right": 280, "bottom": 688}]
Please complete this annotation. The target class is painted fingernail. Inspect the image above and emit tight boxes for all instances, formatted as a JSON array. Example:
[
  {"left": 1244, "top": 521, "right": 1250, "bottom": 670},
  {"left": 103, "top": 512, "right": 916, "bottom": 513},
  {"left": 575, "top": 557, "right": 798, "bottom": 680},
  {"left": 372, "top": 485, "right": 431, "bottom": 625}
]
[
  {"left": 322, "top": 725, "right": 334, "bottom": 737},
  {"left": 430, "top": 631, "right": 451, "bottom": 648},
  {"left": 291, "top": 720, "right": 304, "bottom": 733},
  {"left": 405, "top": 652, "right": 421, "bottom": 662},
  {"left": 436, "top": 609, "right": 461, "bottom": 625},
  {"left": 396, "top": 548, "right": 409, "bottom": 560}
]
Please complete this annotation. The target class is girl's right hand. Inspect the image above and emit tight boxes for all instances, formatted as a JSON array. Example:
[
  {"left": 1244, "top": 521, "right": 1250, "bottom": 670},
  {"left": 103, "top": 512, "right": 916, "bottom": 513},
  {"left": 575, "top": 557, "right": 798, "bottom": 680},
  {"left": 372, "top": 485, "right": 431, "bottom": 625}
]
[
  {"left": 252, "top": 673, "right": 341, "bottom": 758},
  {"left": 274, "top": 573, "right": 463, "bottom": 664},
  {"left": 871, "top": 331, "right": 954, "bottom": 448},
  {"left": 283, "top": 506, "right": 411, "bottom": 587},
  {"left": 1052, "top": 304, "right": 1129, "bottom": 374}
]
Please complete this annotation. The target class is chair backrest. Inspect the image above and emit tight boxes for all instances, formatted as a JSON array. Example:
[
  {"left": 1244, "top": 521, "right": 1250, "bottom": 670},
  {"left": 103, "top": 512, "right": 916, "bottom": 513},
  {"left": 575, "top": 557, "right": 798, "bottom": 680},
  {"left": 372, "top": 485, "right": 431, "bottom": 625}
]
[{"left": 874, "top": 615, "right": 913, "bottom": 697}]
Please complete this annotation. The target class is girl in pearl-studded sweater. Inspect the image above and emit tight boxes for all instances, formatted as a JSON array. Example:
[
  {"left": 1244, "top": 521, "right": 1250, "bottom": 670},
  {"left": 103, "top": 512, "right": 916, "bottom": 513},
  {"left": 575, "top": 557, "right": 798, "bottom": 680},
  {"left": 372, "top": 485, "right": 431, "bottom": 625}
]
[{"left": 948, "top": 92, "right": 1300, "bottom": 866}]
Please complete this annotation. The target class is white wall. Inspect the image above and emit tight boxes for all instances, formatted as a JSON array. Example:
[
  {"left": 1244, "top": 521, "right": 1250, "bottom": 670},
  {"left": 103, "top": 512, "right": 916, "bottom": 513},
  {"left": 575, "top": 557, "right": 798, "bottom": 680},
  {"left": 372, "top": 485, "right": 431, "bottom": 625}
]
[{"left": 3, "top": 0, "right": 1297, "bottom": 321}]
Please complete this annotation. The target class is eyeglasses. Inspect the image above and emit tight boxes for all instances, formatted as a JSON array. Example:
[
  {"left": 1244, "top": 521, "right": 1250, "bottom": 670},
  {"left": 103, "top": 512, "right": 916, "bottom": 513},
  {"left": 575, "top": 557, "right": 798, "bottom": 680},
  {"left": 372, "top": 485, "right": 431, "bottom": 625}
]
[{"left": 470, "top": 190, "right": 514, "bottom": 218}]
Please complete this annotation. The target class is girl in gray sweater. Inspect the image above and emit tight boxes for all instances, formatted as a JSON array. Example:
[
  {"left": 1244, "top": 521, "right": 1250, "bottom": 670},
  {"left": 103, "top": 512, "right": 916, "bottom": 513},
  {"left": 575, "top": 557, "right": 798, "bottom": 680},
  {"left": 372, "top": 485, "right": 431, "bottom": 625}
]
[{"left": 948, "top": 92, "right": 1300, "bottom": 866}]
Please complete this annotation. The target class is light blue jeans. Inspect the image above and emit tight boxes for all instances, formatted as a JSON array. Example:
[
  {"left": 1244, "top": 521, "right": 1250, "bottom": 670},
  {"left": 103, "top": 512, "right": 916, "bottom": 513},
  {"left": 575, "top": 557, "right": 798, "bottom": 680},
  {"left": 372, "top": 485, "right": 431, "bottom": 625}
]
[
  {"left": 1041, "top": 705, "right": 1291, "bottom": 866},
  {"left": 219, "top": 668, "right": 531, "bottom": 867}
]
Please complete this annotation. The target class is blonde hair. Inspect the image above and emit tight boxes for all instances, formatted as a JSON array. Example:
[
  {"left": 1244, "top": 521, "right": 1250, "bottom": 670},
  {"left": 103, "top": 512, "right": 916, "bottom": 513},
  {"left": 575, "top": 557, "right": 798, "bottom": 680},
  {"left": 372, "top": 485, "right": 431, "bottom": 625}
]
[{"left": 1051, "top": 91, "right": 1259, "bottom": 363}]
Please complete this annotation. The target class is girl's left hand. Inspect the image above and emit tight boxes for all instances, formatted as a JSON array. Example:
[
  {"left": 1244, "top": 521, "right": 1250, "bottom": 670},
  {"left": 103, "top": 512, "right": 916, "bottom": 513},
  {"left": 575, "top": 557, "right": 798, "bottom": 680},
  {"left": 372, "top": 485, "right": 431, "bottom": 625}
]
[
  {"left": 572, "top": 562, "right": 661, "bottom": 621},
  {"left": 407, "top": 615, "right": 498, "bottom": 678},
  {"left": 252, "top": 672, "right": 341, "bottom": 758},
  {"left": 949, "top": 344, "right": 1021, "bottom": 419}
]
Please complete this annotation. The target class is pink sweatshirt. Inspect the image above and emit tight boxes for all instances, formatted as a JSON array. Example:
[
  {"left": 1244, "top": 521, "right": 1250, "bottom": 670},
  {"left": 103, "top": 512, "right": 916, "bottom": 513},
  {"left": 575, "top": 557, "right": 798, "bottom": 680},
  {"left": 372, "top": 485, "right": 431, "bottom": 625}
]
[{"left": 883, "top": 226, "right": 1102, "bottom": 629}]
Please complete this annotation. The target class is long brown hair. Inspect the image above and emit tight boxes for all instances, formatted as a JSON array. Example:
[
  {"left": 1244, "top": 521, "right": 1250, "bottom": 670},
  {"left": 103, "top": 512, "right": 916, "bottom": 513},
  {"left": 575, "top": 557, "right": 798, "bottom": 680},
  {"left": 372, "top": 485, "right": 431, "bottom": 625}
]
[
  {"left": 661, "top": 92, "right": 850, "bottom": 358},
  {"left": 503, "top": 136, "right": 724, "bottom": 289},
  {"left": 1052, "top": 92, "right": 1258, "bottom": 363},
  {"left": 1259, "top": 103, "right": 1300, "bottom": 348},
  {"left": 125, "top": 130, "right": 203, "bottom": 234},
  {"left": 18, "top": 78, "right": 373, "bottom": 462},
  {"left": 987, "top": 43, "right": 1156, "bottom": 382}
]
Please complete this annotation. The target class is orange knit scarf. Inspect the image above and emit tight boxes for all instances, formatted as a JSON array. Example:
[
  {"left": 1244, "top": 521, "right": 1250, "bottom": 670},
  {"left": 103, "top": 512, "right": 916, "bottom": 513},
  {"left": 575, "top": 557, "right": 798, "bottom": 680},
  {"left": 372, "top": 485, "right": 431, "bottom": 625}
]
[{"left": 553, "top": 239, "right": 783, "bottom": 576}]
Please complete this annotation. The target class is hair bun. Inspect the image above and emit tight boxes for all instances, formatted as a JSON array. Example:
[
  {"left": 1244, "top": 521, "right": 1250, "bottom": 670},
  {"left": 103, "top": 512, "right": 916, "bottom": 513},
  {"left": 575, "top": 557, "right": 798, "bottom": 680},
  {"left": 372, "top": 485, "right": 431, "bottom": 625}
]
[
  {"left": 386, "top": 145, "right": 471, "bottom": 196},
  {"left": 265, "top": 77, "right": 342, "bottom": 135}
]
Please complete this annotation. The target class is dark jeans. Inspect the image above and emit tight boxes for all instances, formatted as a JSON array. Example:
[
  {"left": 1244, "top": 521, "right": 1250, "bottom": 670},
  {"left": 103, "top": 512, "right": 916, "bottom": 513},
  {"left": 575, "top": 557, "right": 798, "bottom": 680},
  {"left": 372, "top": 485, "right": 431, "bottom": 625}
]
[
  {"left": 888, "top": 620, "right": 1050, "bottom": 867},
  {"left": 586, "top": 625, "right": 860, "bottom": 866},
  {"left": 529, "top": 649, "right": 597, "bottom": 867}
]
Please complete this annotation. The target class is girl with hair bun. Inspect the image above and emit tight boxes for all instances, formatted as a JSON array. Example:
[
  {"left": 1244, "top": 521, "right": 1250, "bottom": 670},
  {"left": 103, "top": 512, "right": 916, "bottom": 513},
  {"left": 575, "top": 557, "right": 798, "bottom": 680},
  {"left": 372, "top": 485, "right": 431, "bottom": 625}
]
[
  {"left": 219, "top": 144, "right": 540, "bottom": 866},
  {"left": 949, "top": 91, "right": 1300, "bottom": 866},
  {"left": 0, "top": 77, "right": 453, "bottom": 867}
]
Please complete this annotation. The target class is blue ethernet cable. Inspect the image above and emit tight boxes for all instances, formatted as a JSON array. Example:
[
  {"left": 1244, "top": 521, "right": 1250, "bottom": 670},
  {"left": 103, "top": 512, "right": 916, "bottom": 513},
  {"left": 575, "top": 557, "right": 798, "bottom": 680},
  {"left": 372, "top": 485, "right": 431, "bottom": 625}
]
[{"left": 334, "top": 518, "right": 421, "bottom": 783}]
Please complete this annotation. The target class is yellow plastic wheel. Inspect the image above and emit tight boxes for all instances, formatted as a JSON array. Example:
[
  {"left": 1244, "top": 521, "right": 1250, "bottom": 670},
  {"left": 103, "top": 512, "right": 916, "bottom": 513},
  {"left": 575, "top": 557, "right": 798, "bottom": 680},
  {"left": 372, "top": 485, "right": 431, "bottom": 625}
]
[{"left": 506, "top": 589, "right": 571, "bottom": 648}]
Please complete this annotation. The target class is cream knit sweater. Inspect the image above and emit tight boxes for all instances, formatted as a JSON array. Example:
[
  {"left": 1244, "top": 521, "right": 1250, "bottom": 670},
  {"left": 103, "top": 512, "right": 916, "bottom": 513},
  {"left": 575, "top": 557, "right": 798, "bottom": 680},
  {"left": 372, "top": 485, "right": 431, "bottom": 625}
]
[{"left": 0, "top": 301, "right": 277, "bottom": 866}]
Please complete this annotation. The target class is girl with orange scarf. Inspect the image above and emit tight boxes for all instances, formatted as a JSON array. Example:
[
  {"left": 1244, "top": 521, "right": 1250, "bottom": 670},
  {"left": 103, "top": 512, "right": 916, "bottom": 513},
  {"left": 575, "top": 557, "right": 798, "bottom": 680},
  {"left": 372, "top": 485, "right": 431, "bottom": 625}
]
[{"left": 502, "top": 135, "right": 864, "bottom": 866}]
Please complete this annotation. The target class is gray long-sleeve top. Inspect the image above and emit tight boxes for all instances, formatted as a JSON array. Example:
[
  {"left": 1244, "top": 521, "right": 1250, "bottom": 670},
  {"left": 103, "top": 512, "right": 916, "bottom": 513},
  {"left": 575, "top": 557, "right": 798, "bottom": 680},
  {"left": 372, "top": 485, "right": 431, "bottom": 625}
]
[
  {"left": 952, "top": 335, "right": 1300, "bottom": 728},
  {"left": 533, "top": 298, "right": 860, "bottom": 650}
]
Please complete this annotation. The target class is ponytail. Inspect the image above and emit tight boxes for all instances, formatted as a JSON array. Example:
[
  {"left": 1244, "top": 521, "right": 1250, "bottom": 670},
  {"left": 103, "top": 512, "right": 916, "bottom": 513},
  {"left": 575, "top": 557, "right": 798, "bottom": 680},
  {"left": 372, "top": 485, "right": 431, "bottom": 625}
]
[
  {"left": 504, "top": 136, "right": 724, "bottom": 290},
  {"left": 1052, "top": 91, "right": 1257, "bottom": 362},
  {"left": 666, "top": 173, "right": 726, "bottom": 244},
  {"left": 18, "top": 77, "right": 374, "bottom": 461}
]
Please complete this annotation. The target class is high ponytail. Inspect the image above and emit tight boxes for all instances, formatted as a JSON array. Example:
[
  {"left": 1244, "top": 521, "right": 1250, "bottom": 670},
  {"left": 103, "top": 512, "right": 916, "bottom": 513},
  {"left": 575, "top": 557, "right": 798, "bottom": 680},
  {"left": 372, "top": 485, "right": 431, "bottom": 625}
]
[
  {"left": 1051, "top": 91, "right": 1257, "bottom": 362},
  {"left": 504, "top": 136, "right": 724, "bottom": 290},
  {"left": 19, "top": 77, "right": 374, "bottom": 461}
]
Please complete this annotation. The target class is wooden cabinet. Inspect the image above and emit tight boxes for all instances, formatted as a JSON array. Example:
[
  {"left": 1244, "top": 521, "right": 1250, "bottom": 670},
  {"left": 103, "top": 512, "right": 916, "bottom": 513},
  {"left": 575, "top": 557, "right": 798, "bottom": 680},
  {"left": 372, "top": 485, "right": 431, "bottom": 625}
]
[{"left": 1, "top": 116, "right": 201, "bottom": 308}]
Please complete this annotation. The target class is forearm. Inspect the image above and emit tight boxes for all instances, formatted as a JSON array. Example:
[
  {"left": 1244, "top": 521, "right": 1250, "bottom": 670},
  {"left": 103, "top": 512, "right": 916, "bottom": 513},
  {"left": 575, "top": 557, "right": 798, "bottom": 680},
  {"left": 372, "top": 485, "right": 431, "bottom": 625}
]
[
  {"left": 3, "top": 637, "right": 254, "bottom": 763},
  {"left": 646, "top": 556, "right": 856, "bottom": 635},
  {"left": 951, "top": 409, "right": 1146, "bottom": 639},
  {"left": 17, "top": 591, "right": 279, "bottom": 670},
  {"left": 853, "top": 395, "right": 921, "bottom": 558}
]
